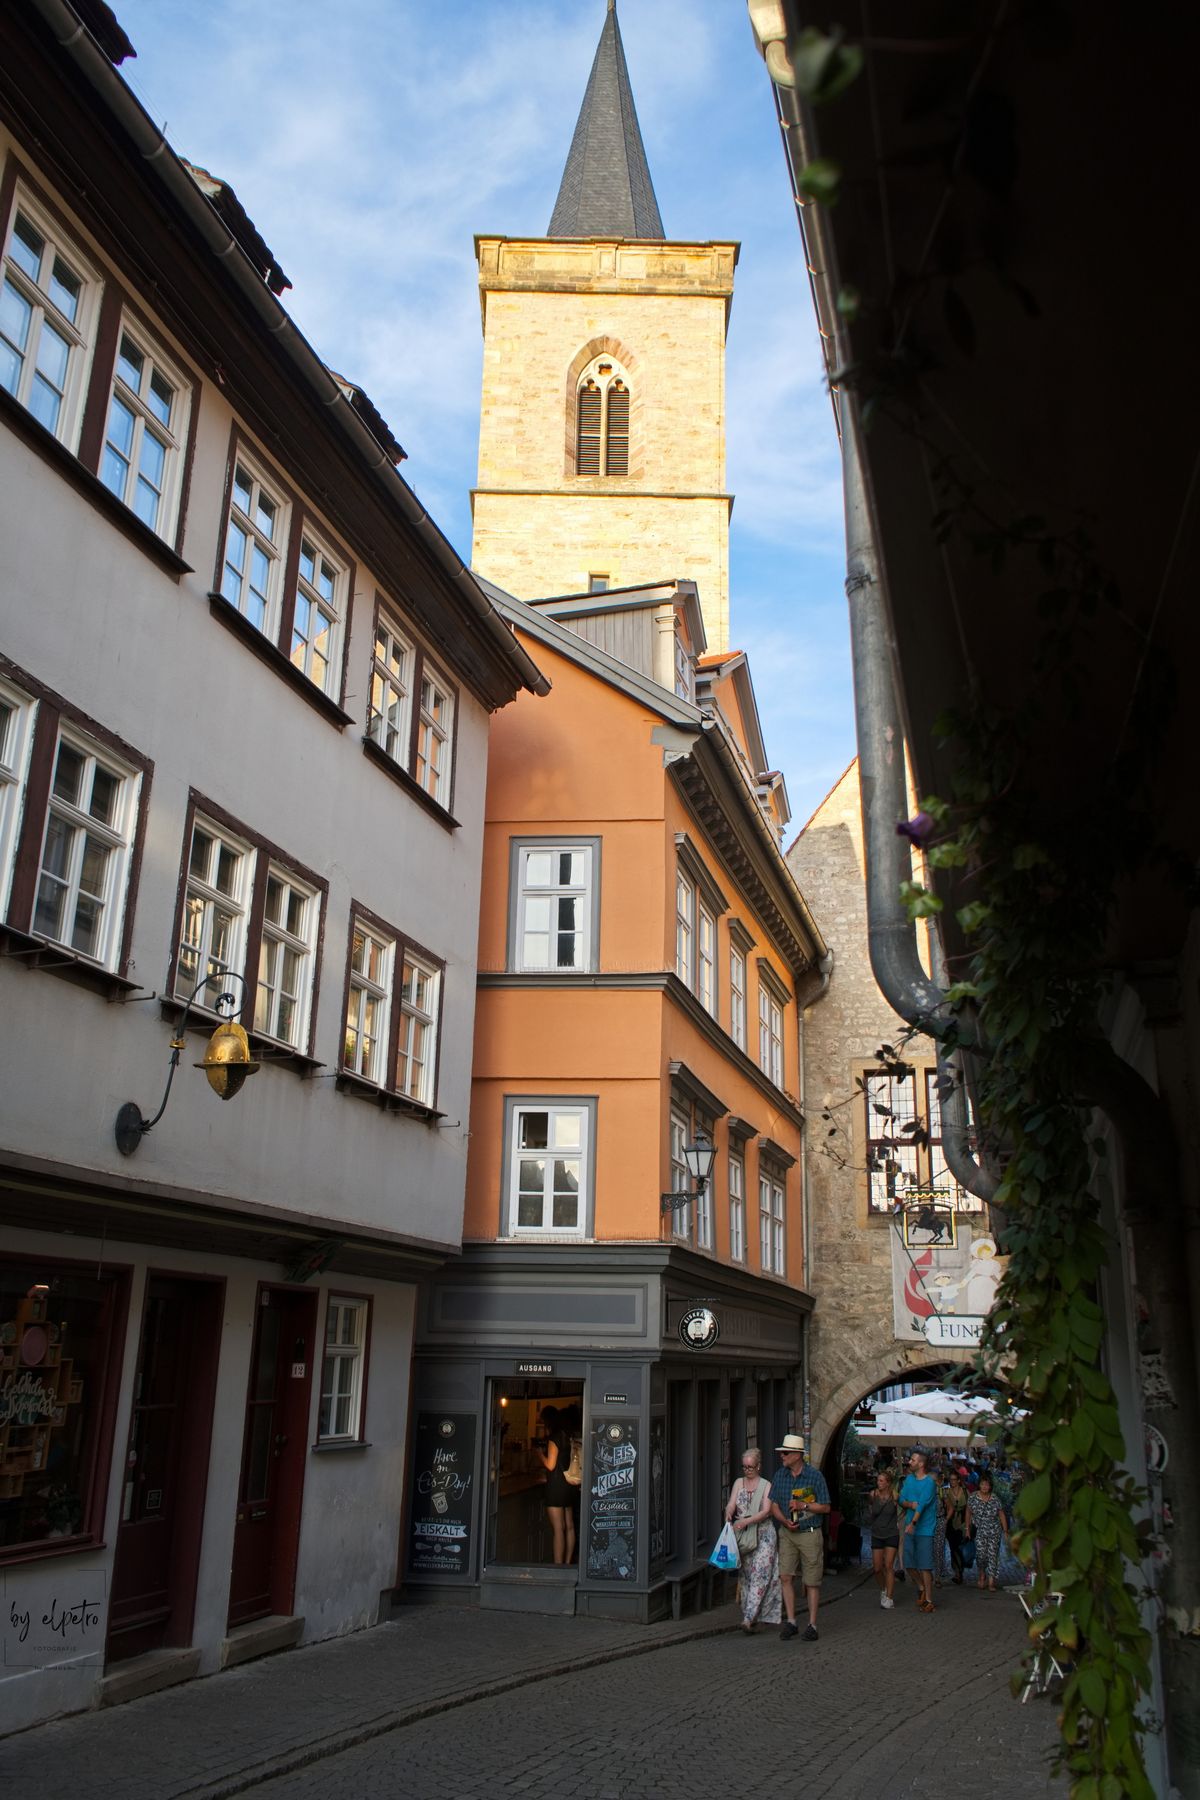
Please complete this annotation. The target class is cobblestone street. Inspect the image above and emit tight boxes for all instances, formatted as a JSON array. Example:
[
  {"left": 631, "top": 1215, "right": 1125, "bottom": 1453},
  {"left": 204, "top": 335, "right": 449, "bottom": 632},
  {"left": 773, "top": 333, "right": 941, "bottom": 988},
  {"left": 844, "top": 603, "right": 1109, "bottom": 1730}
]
[{"left": 0, "top": 1572, "right": 1059, "bottom": 1798}]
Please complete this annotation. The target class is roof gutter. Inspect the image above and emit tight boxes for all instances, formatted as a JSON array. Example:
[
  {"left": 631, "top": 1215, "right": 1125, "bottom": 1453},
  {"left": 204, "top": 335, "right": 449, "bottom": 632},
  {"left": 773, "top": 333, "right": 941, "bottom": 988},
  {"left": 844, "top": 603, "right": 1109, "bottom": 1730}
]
[{"left": 32, "top": 0, "right": 550, "bottom": 701}]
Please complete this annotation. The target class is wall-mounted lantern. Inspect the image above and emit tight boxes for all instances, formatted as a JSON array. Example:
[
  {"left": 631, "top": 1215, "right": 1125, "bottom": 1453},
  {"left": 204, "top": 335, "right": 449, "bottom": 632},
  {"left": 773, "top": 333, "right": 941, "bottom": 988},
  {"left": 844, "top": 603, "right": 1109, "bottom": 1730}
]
[
  {"left": 660, "top": 1131, "right": 717, "bottom": 1214},
  {"left": 114, "top": 971, "right": 259, "bottom": 1156}
]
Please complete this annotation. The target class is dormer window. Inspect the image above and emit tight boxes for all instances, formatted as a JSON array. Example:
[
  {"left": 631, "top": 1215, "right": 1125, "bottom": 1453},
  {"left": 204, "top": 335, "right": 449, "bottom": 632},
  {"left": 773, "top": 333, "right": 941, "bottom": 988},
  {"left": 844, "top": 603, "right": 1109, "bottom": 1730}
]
[
  {"left": 575, "top": 358, "right": 629, "bottom": 476},
  {"left": 674, "top": 631, "right": 694, "bottom": 702}
]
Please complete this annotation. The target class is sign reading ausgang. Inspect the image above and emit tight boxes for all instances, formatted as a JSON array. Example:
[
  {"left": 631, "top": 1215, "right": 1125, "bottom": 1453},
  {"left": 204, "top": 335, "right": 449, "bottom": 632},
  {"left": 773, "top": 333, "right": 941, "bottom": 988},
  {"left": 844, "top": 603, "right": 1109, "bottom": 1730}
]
[{"left": 923, "top": 1313, "right": 987, "bottom": 1348}]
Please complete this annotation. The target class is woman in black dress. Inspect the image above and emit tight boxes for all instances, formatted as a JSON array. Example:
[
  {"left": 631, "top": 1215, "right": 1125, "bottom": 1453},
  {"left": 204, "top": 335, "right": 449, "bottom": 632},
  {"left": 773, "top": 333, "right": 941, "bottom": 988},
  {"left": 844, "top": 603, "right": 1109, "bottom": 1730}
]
[{"left": 537, "top": 1406, "right": 576, "bottom": 1565}]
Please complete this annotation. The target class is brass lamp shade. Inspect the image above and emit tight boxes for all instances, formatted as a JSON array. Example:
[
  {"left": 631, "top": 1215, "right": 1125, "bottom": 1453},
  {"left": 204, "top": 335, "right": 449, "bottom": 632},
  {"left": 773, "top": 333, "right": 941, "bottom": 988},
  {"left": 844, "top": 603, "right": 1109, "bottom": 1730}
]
[{"left": 196, "top": 1018, "right": 260, "bottom": 1100}]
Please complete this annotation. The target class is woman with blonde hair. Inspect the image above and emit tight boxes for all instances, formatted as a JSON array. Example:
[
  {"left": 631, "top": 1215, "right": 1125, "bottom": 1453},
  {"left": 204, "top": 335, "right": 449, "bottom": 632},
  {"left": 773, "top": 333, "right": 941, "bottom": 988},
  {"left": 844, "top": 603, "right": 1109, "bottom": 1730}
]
[
  {"left": 724, "top": 1447, "right": 780, "bottom": 1633},
  {"left": 865, "top": 1468, "right": 900, "bottom": 1608}
]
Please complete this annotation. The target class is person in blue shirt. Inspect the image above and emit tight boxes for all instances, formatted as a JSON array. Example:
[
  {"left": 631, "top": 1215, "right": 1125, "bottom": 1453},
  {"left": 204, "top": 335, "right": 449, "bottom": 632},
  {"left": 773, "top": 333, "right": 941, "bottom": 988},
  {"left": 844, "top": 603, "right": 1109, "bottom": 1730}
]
[
  {"left": 768, "top": 1434, "right": 830, "bottom": 1641},
  {"left": 899, "top": 1449, "right": 938, "bottom": 1613}
]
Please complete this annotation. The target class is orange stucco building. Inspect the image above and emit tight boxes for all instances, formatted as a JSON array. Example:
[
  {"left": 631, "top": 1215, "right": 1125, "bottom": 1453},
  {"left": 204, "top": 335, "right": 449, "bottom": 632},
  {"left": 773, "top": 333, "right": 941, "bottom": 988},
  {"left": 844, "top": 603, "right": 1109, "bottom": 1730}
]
[{"left": 410, "top": 580, "right": 829, "bottom": 1617}]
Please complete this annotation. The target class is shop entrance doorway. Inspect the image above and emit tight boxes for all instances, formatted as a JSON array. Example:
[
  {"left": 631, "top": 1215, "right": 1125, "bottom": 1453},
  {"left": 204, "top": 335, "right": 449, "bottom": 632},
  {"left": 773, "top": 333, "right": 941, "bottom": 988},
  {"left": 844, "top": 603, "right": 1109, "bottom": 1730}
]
[
  {"left": 227, "top": 1285, "right": 317, "bottom": 1627},
  {"left": 486, "top": 1378, "right": 583, "bottom": 1567},
  {"left": 107, "top": 1275, "right": 223, "bottom": 1663}
]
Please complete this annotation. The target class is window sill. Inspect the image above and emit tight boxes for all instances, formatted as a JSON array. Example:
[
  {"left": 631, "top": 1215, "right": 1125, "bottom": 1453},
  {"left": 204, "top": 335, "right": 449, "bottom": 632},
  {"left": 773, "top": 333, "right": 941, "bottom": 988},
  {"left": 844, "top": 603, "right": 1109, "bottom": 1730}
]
[
  {"left": 311, "top": 1439, "right": 372, "bottom": 1454},
  {"left": 361, "top": 735, "right": 459, "bottom": 830},
  {"left": 0, "top": 920, "right": 141, "bottom": 1001},
  {"left": 158, "top": 998, "right": 323, "bottom": 1075},
  {"left": 207, "top": 592, "right": 354, "bottom": 730},
  {"left": 0, "top": 386, "right": 191, "bottom": 579},
  {"left": 0, "top": 1532, "right": 106, "bottom": 1569},
  {"left": 334, "top": 1068, "right": 444, "bottom": 1120}
]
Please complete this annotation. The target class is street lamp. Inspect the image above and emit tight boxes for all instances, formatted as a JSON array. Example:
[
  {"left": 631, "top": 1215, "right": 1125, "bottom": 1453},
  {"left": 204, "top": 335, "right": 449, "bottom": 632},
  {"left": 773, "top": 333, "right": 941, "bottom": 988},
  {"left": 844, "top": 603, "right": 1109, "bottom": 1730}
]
[
  {"left": 114, "top": 970, "right": 260, "bottom": 1155},
  {"left": 661, "top": 1131, "right": 717, "bottom": 1214}
]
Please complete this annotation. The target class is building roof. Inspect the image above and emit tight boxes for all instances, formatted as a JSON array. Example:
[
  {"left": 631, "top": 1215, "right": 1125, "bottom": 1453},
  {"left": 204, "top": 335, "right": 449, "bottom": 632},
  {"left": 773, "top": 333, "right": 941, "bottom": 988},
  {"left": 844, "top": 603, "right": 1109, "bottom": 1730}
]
[{"left": 548, "top": 1, "right": 664, "bottom": 240}]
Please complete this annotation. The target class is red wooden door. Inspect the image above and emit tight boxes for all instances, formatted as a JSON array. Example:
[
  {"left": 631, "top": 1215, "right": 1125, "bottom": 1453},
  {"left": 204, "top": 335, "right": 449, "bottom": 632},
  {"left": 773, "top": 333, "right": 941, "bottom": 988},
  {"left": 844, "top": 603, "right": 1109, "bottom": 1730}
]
[
  {"left": 227, "top": 1286, "right": 316, "bottom": 1628},
  {"left": 108, "top": 1275, "right": 222, "bottom": 1663}
]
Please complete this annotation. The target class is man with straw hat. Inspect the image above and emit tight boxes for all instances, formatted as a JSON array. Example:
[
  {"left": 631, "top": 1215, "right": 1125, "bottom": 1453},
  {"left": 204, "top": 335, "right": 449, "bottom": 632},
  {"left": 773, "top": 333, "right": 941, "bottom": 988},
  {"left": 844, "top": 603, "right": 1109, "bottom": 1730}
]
[{"left": 769, "top": 1434, "right": 830, "bottom": 1641}]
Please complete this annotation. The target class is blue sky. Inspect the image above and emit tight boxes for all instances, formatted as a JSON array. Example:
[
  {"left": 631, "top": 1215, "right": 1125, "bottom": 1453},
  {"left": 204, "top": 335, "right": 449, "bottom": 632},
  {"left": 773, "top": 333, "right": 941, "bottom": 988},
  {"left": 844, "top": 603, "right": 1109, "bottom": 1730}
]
[{"left": 115, "top": 0, "right": 852, "bottom": 828}]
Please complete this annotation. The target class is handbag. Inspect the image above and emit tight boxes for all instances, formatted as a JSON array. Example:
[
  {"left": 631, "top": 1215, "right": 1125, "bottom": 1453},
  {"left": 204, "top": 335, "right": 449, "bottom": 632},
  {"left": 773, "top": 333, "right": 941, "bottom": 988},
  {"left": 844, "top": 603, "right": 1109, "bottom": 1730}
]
[
  {"left": 733, "top": 1478, "right": 767, "bottom": 1552},
  {"left": 709, "top": 1520, "right": 741, "bottom": 1571},
  {"left": 961, "top": 1537, "right": 977, "bottom": 1569}
]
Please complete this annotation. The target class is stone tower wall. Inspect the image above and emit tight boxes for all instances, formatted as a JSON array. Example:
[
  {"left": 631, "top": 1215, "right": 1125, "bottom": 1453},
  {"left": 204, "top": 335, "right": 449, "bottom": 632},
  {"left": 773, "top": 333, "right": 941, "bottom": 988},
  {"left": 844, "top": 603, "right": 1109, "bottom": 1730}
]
[{"left": 471, "top": 237, "right": 735, "bottom": 651}]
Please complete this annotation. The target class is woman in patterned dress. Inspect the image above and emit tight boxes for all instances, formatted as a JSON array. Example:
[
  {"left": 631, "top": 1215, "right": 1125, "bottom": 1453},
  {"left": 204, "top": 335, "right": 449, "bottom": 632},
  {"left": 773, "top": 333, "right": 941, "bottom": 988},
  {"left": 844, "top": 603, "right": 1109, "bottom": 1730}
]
[
  {"left": 965, "top": 1472, "right": 1009, "bottom": 1590},
  {"left": 724, "top": 1447, "right": 780, "bottom": 1633}
]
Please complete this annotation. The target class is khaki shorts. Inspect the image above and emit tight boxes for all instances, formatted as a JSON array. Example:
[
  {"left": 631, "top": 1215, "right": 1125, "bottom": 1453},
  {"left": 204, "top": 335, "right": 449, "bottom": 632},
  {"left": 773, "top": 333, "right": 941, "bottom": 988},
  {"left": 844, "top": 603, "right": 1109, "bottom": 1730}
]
[{"left": 778, "top": 1525, "right": 824, "bottom": 1586}]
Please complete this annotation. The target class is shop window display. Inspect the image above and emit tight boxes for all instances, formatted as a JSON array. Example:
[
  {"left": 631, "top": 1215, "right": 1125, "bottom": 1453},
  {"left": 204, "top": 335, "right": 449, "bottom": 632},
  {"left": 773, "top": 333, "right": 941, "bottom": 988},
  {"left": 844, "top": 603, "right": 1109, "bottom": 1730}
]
[{"left": 0, "top": 1261, "right": 125, "bottom": 1556}]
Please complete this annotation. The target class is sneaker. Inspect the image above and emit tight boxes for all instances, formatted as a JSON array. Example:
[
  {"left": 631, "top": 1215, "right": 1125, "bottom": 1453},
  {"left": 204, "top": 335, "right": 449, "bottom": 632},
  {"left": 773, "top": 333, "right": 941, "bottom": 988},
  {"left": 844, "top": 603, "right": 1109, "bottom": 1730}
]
[
  {"left": 779, "top": 1620, "right": 799, "bottom": 1640},
  {"left": 802, "top": 1624, "right": 819, "bottom": 1642},
  {"left": 880, "top": 1594, "right": 894, "bottom": 1609}
]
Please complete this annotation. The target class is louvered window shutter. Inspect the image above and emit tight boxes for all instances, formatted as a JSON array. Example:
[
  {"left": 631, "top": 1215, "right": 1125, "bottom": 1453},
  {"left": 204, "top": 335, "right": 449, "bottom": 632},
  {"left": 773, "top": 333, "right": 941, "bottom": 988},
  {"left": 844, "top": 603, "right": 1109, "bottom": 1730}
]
[
  {"left": 576, "top": 381, "right": 602, "bottom": 474},
  {"left": 605, "top": 381, "right": 629, "bottom": 475}
]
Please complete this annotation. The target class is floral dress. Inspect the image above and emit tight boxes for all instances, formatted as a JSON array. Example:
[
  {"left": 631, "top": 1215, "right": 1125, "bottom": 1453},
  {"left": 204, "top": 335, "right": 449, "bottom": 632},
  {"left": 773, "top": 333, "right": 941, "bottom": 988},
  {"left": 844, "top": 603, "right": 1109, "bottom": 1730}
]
[
  {"left": 970, "top": 1493, "right": 1005, "bottom": 1580},
  {"left": 732, "top": 1479, "right": 781, "bottom": 1625}
]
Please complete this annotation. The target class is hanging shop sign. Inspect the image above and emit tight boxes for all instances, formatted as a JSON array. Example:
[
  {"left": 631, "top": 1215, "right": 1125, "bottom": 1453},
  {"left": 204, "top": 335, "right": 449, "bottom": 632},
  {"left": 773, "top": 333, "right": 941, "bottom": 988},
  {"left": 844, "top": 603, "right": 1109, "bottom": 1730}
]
[
  {"left": 407, "top": 1411, "right": 476, "bottom": 1577},
  {"left": 923, "top": 1312, "right": 987, "bottom": 1348},
  {"left": 586, "top": 1419, "right": 638, "bottom": 1581},
  {"left": 679, "top": 1306, "right": 719, "bottom": 1350}
]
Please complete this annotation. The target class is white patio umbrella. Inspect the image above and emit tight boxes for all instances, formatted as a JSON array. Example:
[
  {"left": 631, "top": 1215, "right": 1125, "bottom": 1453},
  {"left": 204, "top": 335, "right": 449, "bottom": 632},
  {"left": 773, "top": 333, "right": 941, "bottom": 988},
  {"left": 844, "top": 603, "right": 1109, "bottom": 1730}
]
[
  {"left": 870, "top": 1389, "right": 1021, "bottom": 1429},
  {"left": 855, "top": 1409, "right": 972, "bottom": 1446}
]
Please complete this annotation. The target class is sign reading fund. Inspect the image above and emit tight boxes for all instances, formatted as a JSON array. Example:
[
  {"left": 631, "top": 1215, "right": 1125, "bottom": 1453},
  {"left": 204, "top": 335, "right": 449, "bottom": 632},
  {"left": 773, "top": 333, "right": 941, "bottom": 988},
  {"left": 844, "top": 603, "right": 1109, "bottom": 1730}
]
[{"left": 407, "top": 1412, "right": 476, "bottom": 1577}]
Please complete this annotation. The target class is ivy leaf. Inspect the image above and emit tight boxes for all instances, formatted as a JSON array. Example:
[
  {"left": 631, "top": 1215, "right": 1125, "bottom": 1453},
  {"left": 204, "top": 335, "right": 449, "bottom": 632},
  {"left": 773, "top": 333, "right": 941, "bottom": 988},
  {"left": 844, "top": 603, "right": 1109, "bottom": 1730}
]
[
  {"left": 796, "top": 158, "right": 842, "bottom": 206},
  {"left": 1078, "top": 1667, "right": 1107, "bottom": 1715},
  {"left": 1071, "top": 1520, "right": 1094, "bottom": 1571},
  {"left": 956, "top": 900, "right": 992, "bottom": 933},
  {"left": 1072, "top": 1410, "right": 1096, "bottom": 1457},
  {"left": 1019, "top": 1471, "right": 1051, "bottom": 1523},
  {"left": 791, "top": 28, "right": 864, "bottom": 106}
]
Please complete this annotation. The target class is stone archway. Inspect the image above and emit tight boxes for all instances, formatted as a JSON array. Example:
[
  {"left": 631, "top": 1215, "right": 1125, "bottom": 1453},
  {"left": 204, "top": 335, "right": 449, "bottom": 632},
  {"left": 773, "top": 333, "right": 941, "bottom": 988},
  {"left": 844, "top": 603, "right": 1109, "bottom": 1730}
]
[{"left": 810, "top": 1348, "right": 956, "bottom": 1466}]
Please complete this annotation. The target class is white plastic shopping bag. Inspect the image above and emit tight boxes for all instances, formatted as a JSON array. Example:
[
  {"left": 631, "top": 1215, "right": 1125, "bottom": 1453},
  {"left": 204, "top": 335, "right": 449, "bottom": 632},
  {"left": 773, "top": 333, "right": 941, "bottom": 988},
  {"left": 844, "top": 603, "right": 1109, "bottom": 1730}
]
[{"left": 709, "top": 1521, "right": 741, "bottom": 1571}]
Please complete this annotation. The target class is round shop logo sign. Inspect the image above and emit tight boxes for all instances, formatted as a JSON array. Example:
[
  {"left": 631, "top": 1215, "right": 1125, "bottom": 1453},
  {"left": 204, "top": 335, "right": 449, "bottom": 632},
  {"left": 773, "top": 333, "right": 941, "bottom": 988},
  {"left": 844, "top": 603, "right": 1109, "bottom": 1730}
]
[
  {"left": 438, "top": 1419, "right": 455, "bottom": 1438},
  {"left": 679, "top": 1306, "right": 719, "bottom": 1350}
]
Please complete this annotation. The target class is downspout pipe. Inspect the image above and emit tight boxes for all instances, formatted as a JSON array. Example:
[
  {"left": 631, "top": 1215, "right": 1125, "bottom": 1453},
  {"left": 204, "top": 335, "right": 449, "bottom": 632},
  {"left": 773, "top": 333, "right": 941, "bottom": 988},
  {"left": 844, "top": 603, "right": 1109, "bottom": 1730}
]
[{"left": 843, "top": 414, "right": 998, "bottom": 1203}]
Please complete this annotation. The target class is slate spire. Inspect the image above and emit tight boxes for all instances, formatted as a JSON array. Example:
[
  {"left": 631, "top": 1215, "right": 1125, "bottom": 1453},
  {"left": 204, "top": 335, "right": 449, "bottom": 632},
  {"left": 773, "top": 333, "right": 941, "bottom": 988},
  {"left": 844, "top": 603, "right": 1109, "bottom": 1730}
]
[{"left": 548, "top": 1, "right": 664, "bottom": 239}]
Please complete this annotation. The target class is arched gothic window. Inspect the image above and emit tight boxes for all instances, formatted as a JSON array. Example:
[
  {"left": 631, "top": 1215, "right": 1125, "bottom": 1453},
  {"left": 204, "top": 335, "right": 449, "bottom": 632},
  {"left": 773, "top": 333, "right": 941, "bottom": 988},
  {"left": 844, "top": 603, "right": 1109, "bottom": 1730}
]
[{"left": 575, "top": 358, "right": 630, "bottom": 477}]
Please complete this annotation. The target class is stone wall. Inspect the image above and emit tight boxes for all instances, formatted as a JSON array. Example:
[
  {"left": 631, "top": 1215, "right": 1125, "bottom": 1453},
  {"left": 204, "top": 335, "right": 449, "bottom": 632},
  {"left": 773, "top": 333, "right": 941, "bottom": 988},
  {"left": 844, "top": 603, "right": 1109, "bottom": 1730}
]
[
  {"left": 792, "top": 761, "right": 959, "bottom": 1460},
  {"left": 471, "top": 237, "right": 734, "bottom": 651}
]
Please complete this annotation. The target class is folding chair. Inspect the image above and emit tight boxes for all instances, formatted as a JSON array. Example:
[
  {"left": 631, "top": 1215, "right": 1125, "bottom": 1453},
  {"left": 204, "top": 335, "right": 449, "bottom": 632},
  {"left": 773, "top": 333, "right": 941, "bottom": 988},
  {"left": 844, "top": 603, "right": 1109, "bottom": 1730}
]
[{"left": 1016, "top": 1587, "right": 1067, "bottom": 1701}]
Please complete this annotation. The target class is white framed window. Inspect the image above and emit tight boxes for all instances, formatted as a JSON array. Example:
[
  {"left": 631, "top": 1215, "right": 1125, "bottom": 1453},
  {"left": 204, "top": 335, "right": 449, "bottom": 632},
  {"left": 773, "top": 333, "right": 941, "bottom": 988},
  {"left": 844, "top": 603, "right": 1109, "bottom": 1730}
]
[
  {"left": 674, "top": 631, "right": 694, "bottom": 702},
  {"left": 759, "top": 1169, "right": 786, "bottom": 1275},
  {"left": 698, "top": 904, "right": 716, "bottom": 1016},
  {"left": 695, "top": 1150, "right": 713, "bottom": 1252},
  {"left": 177, "top": 817, "right": 251, "bottom": 998},
  {"left": 221, "top": 453, "right": 287, "bottom": 636},
  {"left": 865, "top": 1067, "right": 921, "bottom": 1213},
  {"left": 924, "top": 1068, "right": 981, "bottom": 1212},
  {"left": 675, "top": 871, "right": 694, "bottom": 986},
  {"left": 514, "top": 843, "right": 595, "bottom": 972},
  {"left": 415, "top": 666, "right": 453, "bottom": 805},
  {"left": 758, "top": 981, "right": 785, "bottom": 1088},
  {"left": 396, "top": 952, "right": 439, "bottom": 1105},
  {"left": 99, "top": 323, "right": 189, "bottom": 540},
  {"left": 508, "top": 1103, "right": 589, "bottom": 1236},
  {"left": 729, "top": 1150, "right": 746, "bottom": 1263},
  {"left": 317, "top": 1295, "right": 369, "bottom": 1442},
  {"left": 670, "top": 1106, "right": 691, "bottom": 1243},
  {"left": 575, "top": 357, "right": 630, "bottom": 476},
  {"left": 1, "top": 197, "right": 98, "bottom": 446},
  {"left": 0, "top": 676, "right": 36, "bottom": 915},
  {"left": 290, "top": 529, "right": 346, "bottom": 697},
  {"left": 367, "top": 611, "right": 413, "bottom": 764},
  {"left": 343, "top": 921, "right": 393, "bottom": 1084},
  {"left": 730, "top": 944, "right": 747, "bottom": 1050},
  {"left": 254, "top": 864, "right": 319, "bottom": 1048},
  {"left": 32, "top": 729, "right": 138, "bottom": 967}
]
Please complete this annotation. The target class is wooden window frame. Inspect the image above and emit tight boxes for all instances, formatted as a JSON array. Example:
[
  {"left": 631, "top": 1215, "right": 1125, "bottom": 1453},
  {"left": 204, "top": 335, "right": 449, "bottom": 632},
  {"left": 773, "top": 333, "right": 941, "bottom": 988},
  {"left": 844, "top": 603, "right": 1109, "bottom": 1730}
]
[
  {"left": 167, "top": 791, "right": 328, "bottom": 1068},
  {"left": 361, "top": 595, "right": 459, "bottom": 822},
  {"left": 315, "top": 1291, "right": 373, "bottom": 1446},
  {"left": 502, "top": 1097, "right": 596, "bottom": 1238},
  {"left": 334, "top": 900, "right": 445, "bottom": 1114}
]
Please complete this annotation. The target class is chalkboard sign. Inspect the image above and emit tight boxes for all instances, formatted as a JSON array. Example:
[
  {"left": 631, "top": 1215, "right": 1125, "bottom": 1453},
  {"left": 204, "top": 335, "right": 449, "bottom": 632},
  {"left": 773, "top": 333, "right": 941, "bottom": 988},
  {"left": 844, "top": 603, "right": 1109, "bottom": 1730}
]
[
  {"left": 586, "top": 1418, "right": 638, "bottom": 1581},
  {"left": 407, "top": 1411, "right": 476, "bottom": 1577}
]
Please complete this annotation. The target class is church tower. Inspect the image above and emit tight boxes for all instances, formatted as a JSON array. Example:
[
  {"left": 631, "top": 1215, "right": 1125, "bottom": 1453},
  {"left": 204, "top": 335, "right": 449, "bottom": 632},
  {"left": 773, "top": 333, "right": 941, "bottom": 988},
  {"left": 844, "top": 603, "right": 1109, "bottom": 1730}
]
[{"left": 471, "top": 0, "right": 737, "bottom": 653}]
